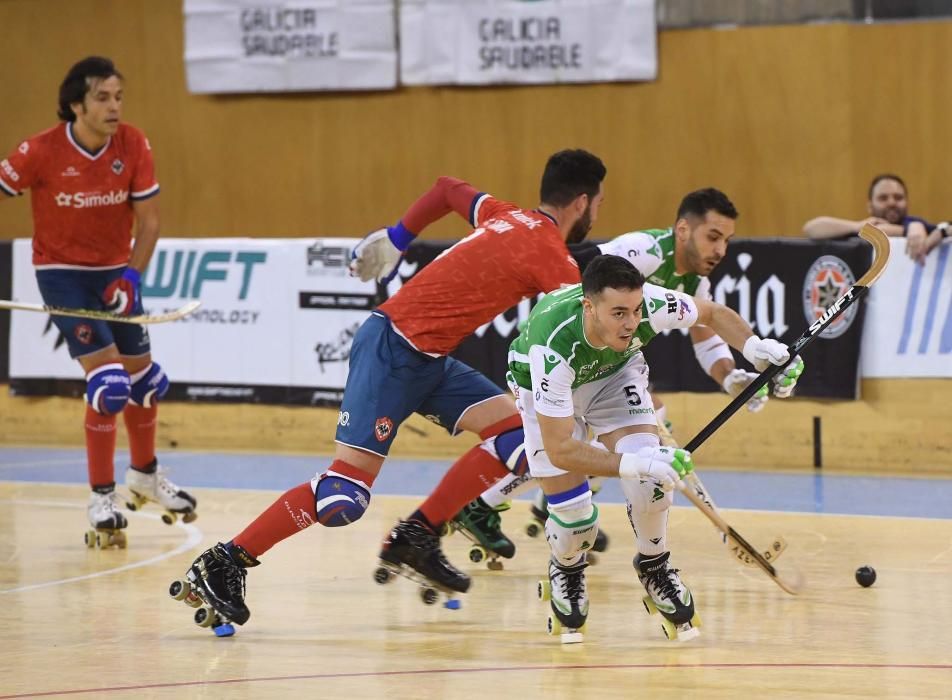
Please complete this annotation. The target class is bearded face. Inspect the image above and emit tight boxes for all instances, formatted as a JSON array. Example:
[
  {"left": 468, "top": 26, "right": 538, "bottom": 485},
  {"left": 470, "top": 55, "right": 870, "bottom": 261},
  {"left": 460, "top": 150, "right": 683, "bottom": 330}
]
[{"left": 566, "top": 202, "right": 593, "bottom": 244}]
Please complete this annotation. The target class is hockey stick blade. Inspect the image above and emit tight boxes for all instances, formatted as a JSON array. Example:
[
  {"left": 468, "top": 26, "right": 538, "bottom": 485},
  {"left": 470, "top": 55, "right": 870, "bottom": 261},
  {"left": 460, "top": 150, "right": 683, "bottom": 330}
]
[
  {"left": 684, "top": 223, "right": 890, "bottom": 454},
  {"left": 679, "top": 483, "right": 804, "bottom": 595},
  {"left": 0, "top": 299, "right": 202, "bottom": 324}
]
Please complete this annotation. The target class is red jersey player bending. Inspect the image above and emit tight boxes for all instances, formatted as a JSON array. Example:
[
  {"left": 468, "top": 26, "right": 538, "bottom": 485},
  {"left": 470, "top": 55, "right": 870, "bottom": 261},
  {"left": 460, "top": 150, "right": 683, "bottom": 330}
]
[
  {"left": 172, "top": 150, "right": 673, "bottom": 631},
  {"left": 0, "top": 57, "right": 197, "bottom": 548}
]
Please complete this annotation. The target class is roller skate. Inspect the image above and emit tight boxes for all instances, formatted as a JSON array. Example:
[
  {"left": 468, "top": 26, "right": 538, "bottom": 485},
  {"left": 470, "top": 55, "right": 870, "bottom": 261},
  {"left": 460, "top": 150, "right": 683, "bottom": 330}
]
[
  {"left": 84, "top": 486, "right": 128, "bottom": 549},
  {"left": 445, "top": 498, "right": 515, "bottom": 570},
  {"left": 538, "top": 557, "right": 589, "bottom": 644},
  {"left": 635, "top": 551, "right": 701, "bottom": 641},
  {"left": 125, "top": 459, "right": 197, "bottom": 525},
  {"left": 374, "top": 519, "right": 469, "bottom": 609},
  {"left": 169, "top": 542, "right": 259, "bottom": 636}
]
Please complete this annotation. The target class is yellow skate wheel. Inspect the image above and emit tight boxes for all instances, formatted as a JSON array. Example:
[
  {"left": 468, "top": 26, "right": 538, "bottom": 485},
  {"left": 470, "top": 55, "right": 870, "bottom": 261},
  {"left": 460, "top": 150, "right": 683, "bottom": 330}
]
[
  {"left": 182, "top": 512, "right": 198, "bottom": 524},
  {"left": 537, "top": 579, "right": 552, "bottom": 602},
  {"left": 547, "top": 615, "right": 562, "bottom": 636},
  {"left": 691, "top": 611, "right": 702, "bottom": 628},
  {"left": 94, "top": 532, "right": 105, "bottom": 549},
  {"left": 660, "top": 618, "right": 677, "bottom": 640},
  {"left": 642, "top": 594, "right": 658, "bottom": 615},
  {"left": 126, "top": 494, "right": 144, "bottom": 512},
  {"left": 194, "top": 606, "right": 217, "bottom": 628},
  {"left": 468, "top": 545, "right": 486, "bottom": 564},
  {"left": 161, "top": 512, "right": 176, "bottom": 526},
  {"left": 84, "top": 530, "right": 96, "bottom": 548}
]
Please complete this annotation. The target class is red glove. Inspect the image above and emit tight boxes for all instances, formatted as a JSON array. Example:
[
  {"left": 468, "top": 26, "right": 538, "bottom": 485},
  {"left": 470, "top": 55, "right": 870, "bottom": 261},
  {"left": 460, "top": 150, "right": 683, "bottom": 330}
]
[{"left": 103, "top": 267, "right": 142, "bottom": 316}]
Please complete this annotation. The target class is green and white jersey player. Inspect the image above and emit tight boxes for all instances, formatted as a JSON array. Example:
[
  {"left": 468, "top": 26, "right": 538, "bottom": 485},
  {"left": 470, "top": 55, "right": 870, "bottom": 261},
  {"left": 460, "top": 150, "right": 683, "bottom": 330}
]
[{"left": 508, "top": 254, "right": 797, "bottom": 642}]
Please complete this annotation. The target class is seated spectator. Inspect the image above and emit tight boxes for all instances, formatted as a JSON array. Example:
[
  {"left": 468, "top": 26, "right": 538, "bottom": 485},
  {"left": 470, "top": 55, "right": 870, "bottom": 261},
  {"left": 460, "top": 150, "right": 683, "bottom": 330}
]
[{"left": 802, "top": 174, "right": 938, "bottom": 262}]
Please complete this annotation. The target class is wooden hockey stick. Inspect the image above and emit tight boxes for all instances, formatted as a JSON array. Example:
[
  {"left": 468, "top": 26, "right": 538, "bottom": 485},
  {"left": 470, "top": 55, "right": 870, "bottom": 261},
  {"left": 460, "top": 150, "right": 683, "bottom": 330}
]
[
  {"left": 0, "top": 299, "right": 202, "bottom": 325},
  {"left": 678, "top": 223, "right": 891, "bottom": 595}
]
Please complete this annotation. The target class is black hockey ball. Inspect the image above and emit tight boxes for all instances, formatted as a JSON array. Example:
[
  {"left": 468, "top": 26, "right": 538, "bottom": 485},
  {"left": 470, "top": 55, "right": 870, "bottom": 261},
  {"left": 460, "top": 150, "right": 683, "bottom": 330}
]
[{"left": 855, "top": 565, "right": 876, "bottom": 587}]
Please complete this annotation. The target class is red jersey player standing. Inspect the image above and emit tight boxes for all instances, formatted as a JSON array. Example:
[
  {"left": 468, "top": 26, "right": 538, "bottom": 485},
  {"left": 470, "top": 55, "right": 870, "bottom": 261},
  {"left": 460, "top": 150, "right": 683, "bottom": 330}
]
[
  {"left": 175, "top": 150, "right": 606, "bottom": 628},
  {"left": 0, "top": 57, "right": 197, "bottom": 548}
]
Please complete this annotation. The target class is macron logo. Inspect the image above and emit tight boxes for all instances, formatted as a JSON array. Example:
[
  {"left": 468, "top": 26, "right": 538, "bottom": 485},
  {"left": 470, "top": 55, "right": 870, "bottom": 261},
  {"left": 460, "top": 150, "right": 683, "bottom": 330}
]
[{"left": 55, "top": 190, "right": 128, "bottom": 208}]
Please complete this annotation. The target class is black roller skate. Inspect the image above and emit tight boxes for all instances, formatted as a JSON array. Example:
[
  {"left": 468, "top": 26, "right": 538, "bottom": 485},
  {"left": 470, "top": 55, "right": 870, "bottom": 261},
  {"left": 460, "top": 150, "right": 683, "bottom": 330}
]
[
  {"left": 374, "top": 519, "right": 469, "bottom": 608},
  {"left": 169, "top": 542, "right": 259, "bottom": 636},
  {"left": 538, "top": 557, "right": 589, "bottom": 644},
  {"left": 85, "top": 486, "right": 128, "bottom": 549},
  {"left": 635, "top": 551, "right": 701, "bottom": 641},
  {"left": 446, "top": 498, "right": 515, "bottom": 570}
]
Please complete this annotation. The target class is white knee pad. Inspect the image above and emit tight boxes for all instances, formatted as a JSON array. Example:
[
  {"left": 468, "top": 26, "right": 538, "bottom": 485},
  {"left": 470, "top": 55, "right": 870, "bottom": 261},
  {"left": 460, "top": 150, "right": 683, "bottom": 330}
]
[
  {"left": 545, "top": 490, "right": 599, "bottom": 566},
  {"left": 615, "top": 432, "right": 674, "bottom": 514}
]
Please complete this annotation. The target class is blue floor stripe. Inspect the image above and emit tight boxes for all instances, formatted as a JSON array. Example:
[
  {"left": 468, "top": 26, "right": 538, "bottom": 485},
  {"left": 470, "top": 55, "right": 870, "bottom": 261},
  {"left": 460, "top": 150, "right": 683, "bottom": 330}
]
[{"left": 1, "top": 446, "right": 950, "bottom": 519}]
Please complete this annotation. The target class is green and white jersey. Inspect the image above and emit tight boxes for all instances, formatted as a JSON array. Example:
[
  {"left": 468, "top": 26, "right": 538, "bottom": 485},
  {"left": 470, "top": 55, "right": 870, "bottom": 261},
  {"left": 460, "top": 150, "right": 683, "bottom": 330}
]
[
  {"left": 598, "top": 228, "right": 712, "bottom": 301},
  {"left": 508, "top": 282, "right": 700, "bottom": 418}
]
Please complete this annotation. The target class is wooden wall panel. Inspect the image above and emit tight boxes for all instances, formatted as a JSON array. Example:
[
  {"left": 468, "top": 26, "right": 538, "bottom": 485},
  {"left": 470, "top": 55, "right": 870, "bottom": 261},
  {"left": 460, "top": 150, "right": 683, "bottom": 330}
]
[{"left": 2, "top": 2, "right": 951, "bottom": 241}]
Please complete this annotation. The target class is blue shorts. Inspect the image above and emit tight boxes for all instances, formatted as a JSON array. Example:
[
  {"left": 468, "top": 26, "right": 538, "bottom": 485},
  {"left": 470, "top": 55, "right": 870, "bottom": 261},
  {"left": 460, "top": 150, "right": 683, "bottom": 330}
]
[
  {"left": 336, "top": 312, "right": 503, "bottom": 457},
  {"left": 35, "top": 268, "right": 151, "bottom": 359}
]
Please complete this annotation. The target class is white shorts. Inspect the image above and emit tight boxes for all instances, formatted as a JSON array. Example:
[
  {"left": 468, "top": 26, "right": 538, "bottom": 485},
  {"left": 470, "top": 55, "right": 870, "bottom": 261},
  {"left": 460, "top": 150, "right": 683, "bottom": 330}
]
[{"left": 510, "top": 354, "right": 656, "bottom": 479}]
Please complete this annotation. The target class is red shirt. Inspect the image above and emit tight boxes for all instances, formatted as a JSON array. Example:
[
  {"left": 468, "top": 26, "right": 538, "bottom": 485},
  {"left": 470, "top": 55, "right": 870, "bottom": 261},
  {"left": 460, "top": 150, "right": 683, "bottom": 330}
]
[
  {"left": 0, "top": 122, "right": 159, "bottom": 267},
  {"left": 380, "top": 193, "right": 581, "bottom": 356}
]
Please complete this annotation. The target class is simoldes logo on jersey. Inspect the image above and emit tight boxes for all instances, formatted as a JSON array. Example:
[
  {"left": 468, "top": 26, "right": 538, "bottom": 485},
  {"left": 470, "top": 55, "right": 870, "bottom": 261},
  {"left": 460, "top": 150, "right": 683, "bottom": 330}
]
[{"left": 54, "top": 189, "right": 129, "bottom": 209}]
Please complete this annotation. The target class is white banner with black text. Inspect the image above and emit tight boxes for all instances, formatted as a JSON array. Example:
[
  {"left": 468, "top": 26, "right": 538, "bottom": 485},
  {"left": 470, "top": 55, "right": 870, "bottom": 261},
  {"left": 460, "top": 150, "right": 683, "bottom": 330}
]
[
  {"left": 400, "top": 0, "right": 657, "bottom": 86},
  {"left": 183, "top": 0, "right": 397, "bottom": 93}
]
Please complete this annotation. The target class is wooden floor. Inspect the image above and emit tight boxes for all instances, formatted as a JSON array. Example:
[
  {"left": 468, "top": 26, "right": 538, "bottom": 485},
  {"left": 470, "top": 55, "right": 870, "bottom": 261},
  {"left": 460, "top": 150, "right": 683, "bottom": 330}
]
[{"left": 1, "top": 483, "right": 950, "bottom": 699}]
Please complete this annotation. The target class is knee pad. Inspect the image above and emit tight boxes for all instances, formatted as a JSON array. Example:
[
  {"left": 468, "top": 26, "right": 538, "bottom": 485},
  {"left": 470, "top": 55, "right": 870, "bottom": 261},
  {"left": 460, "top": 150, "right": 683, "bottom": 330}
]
[
  {"left": 544, "top": 485, "right": 599, "bottom": 563},
  {"left": 313, "top": 470, "right": 371, "bottom": 527},
  {"left": 615, "top": 432, "right": 672, "bottom": 514},
  {"left": 85, "top": 363, "right": 131, "bottom": 415},
  {"left": 485, "top": 427, "right": 528, "bottom": 476},
  {"left": 129, "top": 362, "right": 169, "bottom": 407}
]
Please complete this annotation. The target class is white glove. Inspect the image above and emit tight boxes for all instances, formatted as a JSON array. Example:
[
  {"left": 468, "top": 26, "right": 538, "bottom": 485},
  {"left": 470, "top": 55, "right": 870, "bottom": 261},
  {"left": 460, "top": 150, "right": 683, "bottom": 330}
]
[
  {"left": 349, "top": 228, "right": 403, "bottom": 283},
  {"left": 722, "top": 368, "right": 769, "bottom": 413},
  {"left": 742, "top": 336, "right": 790, "bottom": 372},
  {"left": 772, "top": 355, "right": 804, "bottom": 399},
  {"left": 619, "top": 447, "right": 693, "bottom": 492}
]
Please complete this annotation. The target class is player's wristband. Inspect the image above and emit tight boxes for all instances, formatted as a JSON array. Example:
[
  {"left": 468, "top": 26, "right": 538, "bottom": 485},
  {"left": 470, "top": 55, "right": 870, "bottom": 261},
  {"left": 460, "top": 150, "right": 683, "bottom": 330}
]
[
  {"left": 121, "top": 267, "right": 141, "bottom": 285},
  {"left": 387, "top": 221, "right": 416, "bottom": 252},
  {"left": 618, "top": 452, "right": 647, "bottom": 479}
]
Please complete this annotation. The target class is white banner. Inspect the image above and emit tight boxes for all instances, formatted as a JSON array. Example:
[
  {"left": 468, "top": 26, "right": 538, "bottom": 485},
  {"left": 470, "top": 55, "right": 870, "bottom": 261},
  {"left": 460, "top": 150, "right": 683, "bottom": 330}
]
[
  {"left": 861, "top": 238, "right": 952, "bottom": 378},
  {"left": 10, "top": 238, "right": 375, "bottom": 397},
  {"left": 183, "top": 0, "right": 397, "bottom": 93},
  {"left": 400, "top": 0, "right": 657, "bottom": 86}
]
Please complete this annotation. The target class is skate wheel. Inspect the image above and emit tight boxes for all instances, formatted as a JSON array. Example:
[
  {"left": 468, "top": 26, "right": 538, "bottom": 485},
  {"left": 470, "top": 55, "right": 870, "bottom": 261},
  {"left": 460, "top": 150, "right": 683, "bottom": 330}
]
[
  {"left": 84, "top": 530, "right": 96, "bottom": 548},
  {"left": 660, "top": 618, "right": 676, "bottom": 640},
  {"left": 182, "top": 511, "right": 198, "bottom": 524},
  {"left": 443, "top": 599, "right": 461, "bottom": 610},
  {"left": 373, "top": 567, "right": 392, "bottom": 585},
  {"left": 115, "top": 531, "right": 127, "bottom": 549},
  {"left": 691, "top": 611, "right": 702, "bottom": 629},
  {"left": 547, "top": 615, "right": 562, "bottom": 635},
  {"left": 213, "top": 623, "right": 236, "bottom": 638},
  {"left": 537, "top": 579, "right": 551, "bottom": 602},
  {"left": 95, "top": 532, "right": 105, "bottom": 549},
  {"left": 421, "top": 588, "right": 439, "bottom": 606},
  {"left": 126, "top": 500, "right": 139, "bottom": 512},
  {"left": 169, "top": 579, "right": 191, "bottom": 601},
  {"left": 487, "top": 559, "right": 504, "bottom": 572},
  {"left": 440, "top": 522, "right": 452, "bottom": 537},
  {"left": 468, "top": 545, "right": 486, "bottom": 564},
  {"left": 194, "top": 606, "right": 216, "bottom": 628},
  {"left": 525, "top": 521, "right": 541, "bottom": 538},
  {"left": 161, "top": 512, "right": 176, "bottom": 526},
  {"left": 642, "top": 594, "right": 658, "bottom": 616}
]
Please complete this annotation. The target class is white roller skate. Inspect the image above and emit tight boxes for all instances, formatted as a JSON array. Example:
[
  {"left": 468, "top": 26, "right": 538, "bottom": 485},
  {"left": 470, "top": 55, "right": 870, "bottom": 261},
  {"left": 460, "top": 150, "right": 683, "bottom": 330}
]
[
  {"left": 538, "top": 557, "right": 589, "bottom": 644},
  {"left": 125, "top": 460, "right": 197, "bottom": 525},
  {"left": 635, "top": 551, "right": 701, "bottom": 641},
  {"left": 85, "top": 488, "right": 128, "bottom": 549}
]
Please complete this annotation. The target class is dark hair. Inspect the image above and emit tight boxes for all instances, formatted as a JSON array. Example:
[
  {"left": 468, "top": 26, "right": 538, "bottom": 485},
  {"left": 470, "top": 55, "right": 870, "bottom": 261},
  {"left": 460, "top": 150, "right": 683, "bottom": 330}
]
[
  {"left": 540, "top": 149, "right": 607, "bottom": 207},
  {"left": 868, "top": 174, "right": 906, "bottom": 200},
  {"left": 582, "top": 254, "right": 645, "bottom": 298},
  {"left": 676, "top": 187, "right": 738, "bottom": 223},
  {"left": 58, "top": 56, "right": 122, "bottom": 122}
]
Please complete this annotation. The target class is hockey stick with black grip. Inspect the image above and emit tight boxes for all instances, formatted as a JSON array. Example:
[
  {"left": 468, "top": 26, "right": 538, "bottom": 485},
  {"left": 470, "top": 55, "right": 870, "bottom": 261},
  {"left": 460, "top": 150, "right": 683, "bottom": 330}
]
[{"left": 679, "top": 223, "right": 890, "bottom": 595}]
